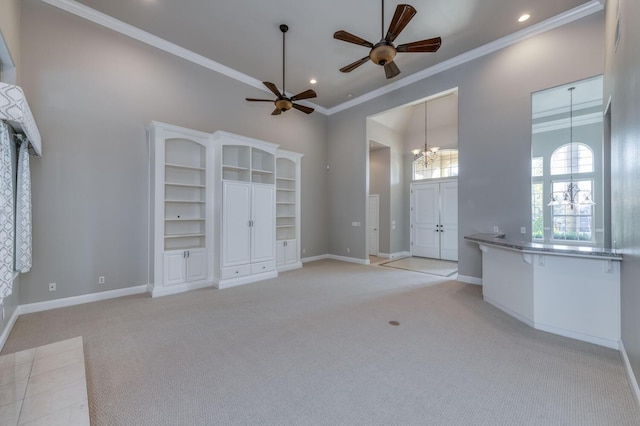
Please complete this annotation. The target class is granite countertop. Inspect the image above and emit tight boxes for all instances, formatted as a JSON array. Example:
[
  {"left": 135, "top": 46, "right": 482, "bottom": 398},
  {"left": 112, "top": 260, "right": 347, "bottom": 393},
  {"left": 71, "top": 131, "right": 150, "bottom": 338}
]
[{"left": 464, "top": 233, "right": 623, "bottom": 260}]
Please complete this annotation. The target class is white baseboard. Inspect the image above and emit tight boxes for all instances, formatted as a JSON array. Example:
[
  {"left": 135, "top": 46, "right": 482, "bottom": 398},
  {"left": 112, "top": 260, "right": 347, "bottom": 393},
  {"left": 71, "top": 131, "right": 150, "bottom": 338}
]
[
  {"left": 620, "top": 340, "right": 640, "bottom": 408},
  {"left": 327, "top": 254, "right": 369, "bottom": 265},
  {"left": 457, "top": 274, "right": 482, "bottom": 285},
  {"left": 19, "top": 285, "right": 148, "bottom": 315},
  {"left": 277, "top": 262, "right": 302, "bottom": 273},
  {"left": 301, "top": 254, "right": 330, "bottom": 263},
  {"left": 0, "top": 307, "right": 20, "bottom": 352},
  {"left": 149, "top": 280, "right": 214, "bottom": 298},
  {"left": 534, "top": 322, "right": 619, "bottom": 350}
]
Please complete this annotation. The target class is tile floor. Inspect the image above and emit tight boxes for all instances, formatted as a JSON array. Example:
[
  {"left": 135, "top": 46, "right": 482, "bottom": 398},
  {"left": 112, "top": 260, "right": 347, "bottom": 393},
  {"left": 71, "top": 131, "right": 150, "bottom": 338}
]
[{"left": 0, "top": 336, "right": 89, "bottom": 425}]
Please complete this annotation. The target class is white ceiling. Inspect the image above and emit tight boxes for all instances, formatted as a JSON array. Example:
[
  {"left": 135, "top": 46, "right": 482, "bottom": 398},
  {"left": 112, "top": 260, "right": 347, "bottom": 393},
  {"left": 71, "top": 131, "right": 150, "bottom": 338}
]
[{"left": 66, "top": 0, "right": 599, "bottom": 111}]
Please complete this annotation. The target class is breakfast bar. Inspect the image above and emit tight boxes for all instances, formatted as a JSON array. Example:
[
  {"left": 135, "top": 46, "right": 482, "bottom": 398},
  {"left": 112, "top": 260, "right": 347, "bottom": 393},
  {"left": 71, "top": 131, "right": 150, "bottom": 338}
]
[{"left": 465, "top": 233, "right": 622, "bottom": 349}]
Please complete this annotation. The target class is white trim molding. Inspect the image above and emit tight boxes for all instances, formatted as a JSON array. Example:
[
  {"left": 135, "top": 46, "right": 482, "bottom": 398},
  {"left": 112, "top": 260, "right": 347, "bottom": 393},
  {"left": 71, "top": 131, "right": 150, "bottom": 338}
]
[
  {"left": 327, "top": 254, "right": 370, "bottom": 265},
  {"left": 457, "top": 275, "right": 482, "bottom": 285},
  {"left": 19, "top": 285, "right": 147, "bottom": 315},
  {"left": 39, "top": 0, "right": 327, "bottom": 115},
  {"left": 40, "top": 0, "right": 602, "bottom": 115},
  {"left": 0, "top": 307, "right": 20, "bottom": 352},
  {"left": 301, "top": 254, "right": 330, "bottom": 263},
  {"left": 326, "top": 1, "right": 603, "bottom": 114},
  {"left": 620, "top": 340, "right": 640, "bottom": 408}
]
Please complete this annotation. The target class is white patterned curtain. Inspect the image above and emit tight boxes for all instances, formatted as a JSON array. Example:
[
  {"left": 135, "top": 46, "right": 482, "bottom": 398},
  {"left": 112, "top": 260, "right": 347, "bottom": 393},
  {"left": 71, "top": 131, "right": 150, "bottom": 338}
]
[
  {"left": 15, "top": 137, "right": 32, "bottom": 273},
  {"left": 0, "top": 122, "right": 15, "bottom": 302}
]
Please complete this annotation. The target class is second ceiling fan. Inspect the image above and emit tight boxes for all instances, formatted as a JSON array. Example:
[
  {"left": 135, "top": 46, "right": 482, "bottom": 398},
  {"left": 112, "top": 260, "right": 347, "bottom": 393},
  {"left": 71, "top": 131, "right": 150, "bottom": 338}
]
[
  {"left": 246, "top": 25, "right": 317, "bottom": 115},
  {"left": 334, "top": 1, "right": 442, "bottom": 79}
]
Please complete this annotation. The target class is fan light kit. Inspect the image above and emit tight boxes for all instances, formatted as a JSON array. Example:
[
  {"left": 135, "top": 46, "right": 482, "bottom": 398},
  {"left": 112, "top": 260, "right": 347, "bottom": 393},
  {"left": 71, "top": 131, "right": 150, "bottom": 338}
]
[
  {"left": 246, "top": 25, "right": 317, "bottom": 115},
  {"left": 334, "top": 0, "right": 442, "bottom": 79}
]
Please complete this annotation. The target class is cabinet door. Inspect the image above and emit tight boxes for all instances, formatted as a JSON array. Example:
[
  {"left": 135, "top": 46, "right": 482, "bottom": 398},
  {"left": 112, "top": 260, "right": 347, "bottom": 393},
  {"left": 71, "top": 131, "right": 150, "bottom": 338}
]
[
  {"left": 186, "top": 249, "right": 207, "bottom": 282},
  {"left": 251, "top": 185, "right": 275, "bottom": 263},
  {"left": 411, "top": 183, "right": 440, "bottom": 258},
  {"left": 222, "top": 182, "right": 251, "bottom": 267},
  {"left": 164, "top": 251, "right": 186, "bottom": 286},
  {"left": 276, "top": 241, "right": 286, "bottom": 266},
  {"left": 284, "top": 239, "right": 298, "bottom": 264},
  {"left": 440, "top": 181, "right": 458, "bottom": 261}
]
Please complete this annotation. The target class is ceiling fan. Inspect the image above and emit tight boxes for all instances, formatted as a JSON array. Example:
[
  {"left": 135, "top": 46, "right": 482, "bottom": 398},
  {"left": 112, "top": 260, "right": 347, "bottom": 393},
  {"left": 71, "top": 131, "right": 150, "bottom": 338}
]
[
  {"left": 334, "top": 1, "right": 442, "bottom": 79},
  {"left": 246, "top": 25, "right": 317, "bottom": 115}
]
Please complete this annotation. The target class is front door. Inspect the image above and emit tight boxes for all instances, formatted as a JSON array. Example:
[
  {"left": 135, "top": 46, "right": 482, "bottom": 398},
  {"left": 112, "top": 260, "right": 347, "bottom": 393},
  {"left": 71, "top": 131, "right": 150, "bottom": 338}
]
[{"left": 411, "top": 183, "right": 440, "bottom": 258}]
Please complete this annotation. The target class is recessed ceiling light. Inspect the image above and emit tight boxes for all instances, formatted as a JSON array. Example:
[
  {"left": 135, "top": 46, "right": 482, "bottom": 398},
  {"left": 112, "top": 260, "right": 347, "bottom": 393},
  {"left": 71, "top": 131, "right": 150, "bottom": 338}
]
[
  {"left": 310, "top": 78, "right": 317, "bottom": 85},
  {"left": 518, "top": 14, "right": 530, "bottom": 23},
  {"left": 347, "top": 93, "right": 353, "bottom": 98}
]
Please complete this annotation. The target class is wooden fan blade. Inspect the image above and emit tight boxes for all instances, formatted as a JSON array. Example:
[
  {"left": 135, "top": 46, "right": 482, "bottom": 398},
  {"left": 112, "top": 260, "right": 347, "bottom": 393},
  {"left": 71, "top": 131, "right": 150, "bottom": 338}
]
[
  {"left": 263, "top": 81, "right": 282, "bottom": 98},
  {"left": 292, "top": 103, "right": 314, "bottom": 114},
  {"left": 384, "top": 61, "right": 401, "bottom": 79},
  {"left": 271, "top": 107, "right": 282, "bottom": 116},
  {"left": 396, "top": 37, "right": 442, "bottom": 53},
  {"left": 340, "top": 56, "right": 370, "bottom": 73},
  {"left": 246, "top": 98, "right": 275, "bottom": 102},
  {"left": 290, "top": 89, "right": 317, "bottom": 101},
  {"left": 385, "top": 4, "right": 417, "bottom": 43},
  {"left": 333, "top": 30, "right": 374, "bottom": 48}
]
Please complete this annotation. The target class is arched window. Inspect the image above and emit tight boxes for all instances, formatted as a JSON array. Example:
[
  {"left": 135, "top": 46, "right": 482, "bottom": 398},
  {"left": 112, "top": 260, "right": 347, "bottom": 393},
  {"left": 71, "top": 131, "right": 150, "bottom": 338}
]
[
  {"left": 550, "top": 143, "right": 593, "bottom": 175},
  {"left": 413, "top": 149, "right": 458, "bottom": 180}
]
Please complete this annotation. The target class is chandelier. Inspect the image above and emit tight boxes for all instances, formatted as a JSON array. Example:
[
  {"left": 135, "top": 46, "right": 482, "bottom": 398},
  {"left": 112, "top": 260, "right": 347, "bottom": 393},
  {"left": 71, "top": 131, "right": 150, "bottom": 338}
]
[
  {"left": 547, "top": 86, "right": 595, "bottom": 209},
  {"left": 412, "top": 101, "right": 439, "bottom": 165}
]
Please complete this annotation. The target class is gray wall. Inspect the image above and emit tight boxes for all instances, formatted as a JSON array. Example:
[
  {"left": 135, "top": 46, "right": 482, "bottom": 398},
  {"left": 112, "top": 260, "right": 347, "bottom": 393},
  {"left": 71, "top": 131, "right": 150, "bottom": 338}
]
[
  {"left": 604, "top": 0, "right": 640, "bottom": 390},
  {"left": 328, "top": 13, "right": 604, "bottom": 279},
  {"left": 18, "top": 0, "right": 328, "bottom": 303},
  {"left": 369, "top": 147, "right": 390, "bottom": 254}
]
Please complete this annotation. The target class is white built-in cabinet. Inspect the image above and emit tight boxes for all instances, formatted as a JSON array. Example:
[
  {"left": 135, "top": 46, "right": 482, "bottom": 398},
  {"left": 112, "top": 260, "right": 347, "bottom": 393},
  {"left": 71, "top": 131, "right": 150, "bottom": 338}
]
[
  {"left": 276, "top": 150, "right": 303, "bottom": 271},
  {"left": 410, "top": 180, "right": 458, "bottom": 261},
  {"left": 149, "top": 124, "right": 303, "bottom": 295},
  {"left": 147, "top": 122, "right": 214, "bottom": 297},
  {"left": 213, "top": 131, "right": 279, "bottom": 289}
]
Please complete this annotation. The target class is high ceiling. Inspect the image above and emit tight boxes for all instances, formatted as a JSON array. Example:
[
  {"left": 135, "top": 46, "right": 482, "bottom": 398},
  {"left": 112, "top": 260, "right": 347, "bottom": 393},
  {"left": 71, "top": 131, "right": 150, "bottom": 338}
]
[{"left": 67, "top": 0, "right": 600, "bottom": 111}]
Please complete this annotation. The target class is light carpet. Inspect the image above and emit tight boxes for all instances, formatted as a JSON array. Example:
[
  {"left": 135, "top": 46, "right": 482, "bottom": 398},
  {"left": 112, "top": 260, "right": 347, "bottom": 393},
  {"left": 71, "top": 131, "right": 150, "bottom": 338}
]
[
  {"left": 2, "top": 259, "right": 639, "bottom": 425},
  {"left": 382, "top": 256, "right": 458, "bottom": 277}
]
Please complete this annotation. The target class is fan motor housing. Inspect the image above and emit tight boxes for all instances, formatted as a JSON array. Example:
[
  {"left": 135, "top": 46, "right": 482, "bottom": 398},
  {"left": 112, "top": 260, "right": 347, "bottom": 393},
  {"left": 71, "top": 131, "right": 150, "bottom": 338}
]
[
  {"left": 370, "top": 42, "right": 397, "bottom": 66},
  {"left": 275, "top": 98, "right": 293, "bottom": 112}
]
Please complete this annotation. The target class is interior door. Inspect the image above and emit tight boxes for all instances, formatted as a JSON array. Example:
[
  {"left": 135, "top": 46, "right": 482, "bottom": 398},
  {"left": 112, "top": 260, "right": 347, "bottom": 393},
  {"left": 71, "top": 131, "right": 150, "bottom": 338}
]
[
  {"left": 369, "top": 195, "right": 379, "bottom": 256},
  {"left": 411, "top": 182, "right": 440, "bottom": 258},
  {"left": 439, "top": 181, "right": 458, "bottom": 261}
]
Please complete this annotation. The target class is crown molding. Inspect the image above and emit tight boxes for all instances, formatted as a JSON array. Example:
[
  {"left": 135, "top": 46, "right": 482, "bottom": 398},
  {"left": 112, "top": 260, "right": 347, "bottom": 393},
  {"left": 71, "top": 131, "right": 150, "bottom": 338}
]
[
  {"left": 38, "top": 0, "right": 329, "bottom": 115},
  {"left": 40, "top": 0, "right": 602, "bottom": 117},
  {"left": 325, "top": 0, "right": 604, "bottom": 115}
]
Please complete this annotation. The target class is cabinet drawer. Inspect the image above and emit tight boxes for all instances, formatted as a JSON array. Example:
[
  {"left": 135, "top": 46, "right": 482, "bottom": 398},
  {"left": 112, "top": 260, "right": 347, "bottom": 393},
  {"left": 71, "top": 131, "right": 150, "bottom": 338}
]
[
  {"left": 251, "top": 261, "right": 276, "bottom": 275},
  {"left": 220, "top": 265, "right": 251, "bottom": 279}
]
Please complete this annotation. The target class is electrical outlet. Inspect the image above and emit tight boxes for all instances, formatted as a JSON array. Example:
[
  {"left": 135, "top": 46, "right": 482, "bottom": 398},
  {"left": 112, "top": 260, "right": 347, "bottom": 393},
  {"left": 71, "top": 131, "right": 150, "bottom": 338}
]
[
  {"left": 520, "top": 227, "right": 526, "bottom": 234},
  {"left": 493, "top": 226, "right": 499, "bottom": 233},
  {"left": 98, "top": 276, "right": 105, "bottom": 284},
  {"left": 48, "top": 283, "right": 56, "bottom": 292},
  {"left": 346, "top": 248, "right": 350, "bottom": 253},
  {"left": 302, "top": 248, "right": 306, "bottom": 254}
]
